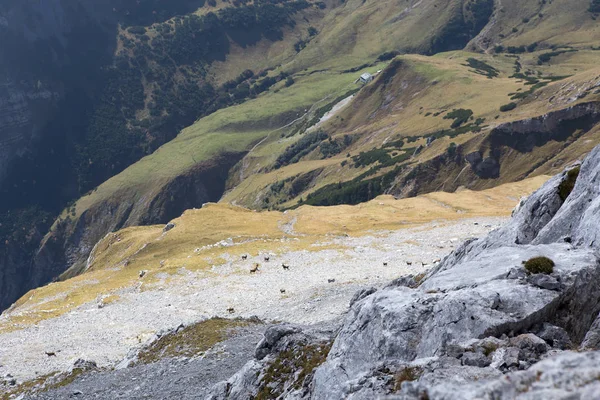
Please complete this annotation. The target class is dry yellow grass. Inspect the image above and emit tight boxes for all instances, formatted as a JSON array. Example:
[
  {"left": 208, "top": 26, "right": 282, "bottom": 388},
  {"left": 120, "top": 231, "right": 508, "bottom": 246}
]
[{"left": 1, "top": 175, "right": 548, "bottom": 333}]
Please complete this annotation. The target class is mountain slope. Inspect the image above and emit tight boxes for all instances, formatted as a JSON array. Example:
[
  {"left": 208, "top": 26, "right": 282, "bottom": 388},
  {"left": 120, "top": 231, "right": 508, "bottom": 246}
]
[
  {"left": 0, "top": 176, "right": 546, "bottom": 393},
  {"left": 2, "top": 0, "right": 600, "bottom": 313}
]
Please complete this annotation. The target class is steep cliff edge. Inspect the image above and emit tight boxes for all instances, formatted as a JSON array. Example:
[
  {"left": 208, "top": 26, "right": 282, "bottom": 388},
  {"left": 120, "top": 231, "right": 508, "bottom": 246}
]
[{"left": 206, "top": 144, "right": 600, "bottom": 399}]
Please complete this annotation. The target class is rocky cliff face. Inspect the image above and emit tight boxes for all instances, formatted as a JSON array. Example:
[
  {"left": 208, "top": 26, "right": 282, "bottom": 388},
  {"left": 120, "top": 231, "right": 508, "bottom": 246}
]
[{"left": 207, "top": 144, "right": 600, "bottom": 399}]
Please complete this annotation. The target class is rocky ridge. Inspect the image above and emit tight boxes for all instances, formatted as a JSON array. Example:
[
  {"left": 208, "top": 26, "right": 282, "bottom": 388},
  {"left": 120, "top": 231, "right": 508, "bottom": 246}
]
[{"left": 205, "top": 144, "right": 600, "bottom": 399}]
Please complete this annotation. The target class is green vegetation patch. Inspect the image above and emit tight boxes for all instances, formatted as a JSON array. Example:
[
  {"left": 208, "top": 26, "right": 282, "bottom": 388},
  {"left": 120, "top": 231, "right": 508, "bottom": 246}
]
[
  {"left": 303, "top": 163, "right": 404, "bottom": 207},
  {"left": 558, "top": 166, "right": 581, "bottom": 201},
  {"left": 137, "top": 317, "right": 253, "bottom": 364},
  {"left": 443, "top": 109, "right": 474, "bottom": 128},
  {"left": 524, "top": 257, "right": 555, "bottom": 274},
  {"left": 537, "top": 49, "right": 578, "bottom": 65},
  {"left": 383, "top": 139, "right": 406, "bottom": 149},
  {"left": 500, "top": 102, "right": 517, "bottom": 112},
  {"left": 319, "top": 135, "right": 355, "bottom": 159},
  {"left": 256, "top": 342, "right": 332, "bottom": 400},
  {"left": 464, "top": 58, "right": 499, "bottom": 78},
  {"left": 352, "top": 148, "right": 392, "bottom": 168},
  {"left": 275, "top": 131, "right": 328, "bottom": 169}
]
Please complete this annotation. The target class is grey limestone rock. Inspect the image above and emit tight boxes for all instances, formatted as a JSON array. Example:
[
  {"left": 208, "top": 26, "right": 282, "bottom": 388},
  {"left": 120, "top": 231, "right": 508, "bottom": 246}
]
[
  {"left": 581, "top": 312, "right": 600, "bottom": 350},
  {"left": 255, "top": 324, "right": 302, "bottom": 360},
  {"left": 349, "top": 287, "right": 377, "bottom": 308},
  {"left": 536, "top": 323, "right": 572, "bottom": 350}
]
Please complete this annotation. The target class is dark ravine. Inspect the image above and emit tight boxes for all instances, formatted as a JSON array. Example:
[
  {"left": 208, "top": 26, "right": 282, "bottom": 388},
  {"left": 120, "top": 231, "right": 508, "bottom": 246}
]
[{"left": 0, "top": 0, "right": 210, "bottom": 312}]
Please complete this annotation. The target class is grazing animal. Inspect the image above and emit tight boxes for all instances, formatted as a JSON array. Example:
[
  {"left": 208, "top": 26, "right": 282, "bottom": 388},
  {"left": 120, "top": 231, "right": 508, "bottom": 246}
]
[
  {"left": 45, "top": 352, "right": 56, "bottom": 357},
  {"left": 250, "top": 263, "right": 260, "bottom": 273},
  {"left": 383, "top": 262, "right": 388, "bottom": 266},
  {"left": 280, "top": 289, "right": 286, "bottom": 294},
  {"left": 139, "top": 270, "right": 147, "bottom": 278},
  {"left": 242, "top": 255, "right": 248, "bottom": 260},
  {"left": 264, "top": 256, "right": 270, "bottom": 262},
  {"left": 421, "top": 262, "right": 428, "bottom": 267},
  {"left": 328, "top": 279, "right": 336, "bottom": 283},
  {"left": 282, "top": 263, "right": 290, "bottom": 270},
  {"left": 406, "top": 261, "right": 413, "bottom": 266},
  {"left": 227, "top": 307, "right": 235, "bottom": 314}
]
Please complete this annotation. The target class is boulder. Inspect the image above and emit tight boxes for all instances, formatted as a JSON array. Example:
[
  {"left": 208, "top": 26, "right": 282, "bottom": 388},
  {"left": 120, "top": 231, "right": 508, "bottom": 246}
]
[
  {"left": 581, "top": 312, "right": 600, "bottom": 350},
  {"left": 349, "top": 287, "right": 377, "bottom": 308},
  {"left": 536, "top": 323, "right": 572, "bottom": 350},
  {"left": 255, "top": 324, "right": 302, "bottom": 360}
]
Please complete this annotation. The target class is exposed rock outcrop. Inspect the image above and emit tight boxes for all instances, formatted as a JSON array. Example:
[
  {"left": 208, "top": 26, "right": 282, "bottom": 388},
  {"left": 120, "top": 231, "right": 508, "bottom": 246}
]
[
  {"left": 390, "top": 102, "right": 600, "bottom": 199},
  {"left": 208, "top": 144, "right": 600, "bottom": 399}
]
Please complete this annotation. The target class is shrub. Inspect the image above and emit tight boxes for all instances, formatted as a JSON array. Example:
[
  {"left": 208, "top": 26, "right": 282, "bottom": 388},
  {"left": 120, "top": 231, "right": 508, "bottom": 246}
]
[
  {"left": 464, "top": 58, "right": 499, "bottom": 78},
  {"left": 393, "top": 367, "right": 423, "bottom": 392},
  {"left": 524, "top": 257, "right": 555, "bottom": 274},
  {"left": 443, "top": 108, "right": 473, "bottom": 128},
  {"left": 500, "top": 102, "right": 517, "bottom": 112},
  {"left": 558, "top": 166, "right": 581, "bottom": 201}
]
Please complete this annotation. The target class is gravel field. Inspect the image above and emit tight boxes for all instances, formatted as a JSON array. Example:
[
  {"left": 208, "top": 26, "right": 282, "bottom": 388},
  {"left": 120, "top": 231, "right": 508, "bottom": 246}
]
[{"left": 0, "top": 217, "right": 506, "bottom": 385}]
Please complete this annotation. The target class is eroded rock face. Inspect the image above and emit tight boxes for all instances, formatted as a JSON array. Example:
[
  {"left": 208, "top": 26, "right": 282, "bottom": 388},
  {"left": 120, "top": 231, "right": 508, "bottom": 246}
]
[{"left": 207, "top": 144, "right": 600, "bottom": 399}]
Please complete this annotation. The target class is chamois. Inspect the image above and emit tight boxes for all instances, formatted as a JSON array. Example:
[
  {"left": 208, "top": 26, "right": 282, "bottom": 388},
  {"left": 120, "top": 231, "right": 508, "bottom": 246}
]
[
  {"left": 328, "top": 279, "right": 336, "bottom": 283},
  {"left": 406, "top": 261, "right": 413, "bottom": 266},
  {"left": 45, "top": 352, "right": 56, "bottom": 357},
  {"left": 241, "top": 255, "right": 248, "bottom": 260},
  {"left": 250, "top": 263, "right": 260, "bottom": 273},
  {"left": 264, "top": 256, "right": 270, "bottom": 262},
  {"left": 227, "top": 307, "right": 235, "bottom": 314},
  {"left": 282, "top": 263, "right": 290, "bottom": 270},
  {"left": 280, "top": 289, "right": 286, "bottom": 294},
  {"left": 383, "top": 262, "right": 388, "bottom": 266}
]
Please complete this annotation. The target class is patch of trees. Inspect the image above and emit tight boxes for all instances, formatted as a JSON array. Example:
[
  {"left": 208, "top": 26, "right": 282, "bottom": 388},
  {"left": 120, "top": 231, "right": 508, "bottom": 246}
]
[
  {"left": 537, "top": 49, "right": 577, "bottom": 65},
  {"left": 0, "top": 207, "right": 52, "bottom": 257},
  {"left": 443, "top": 109, "right": 473, "bottom": 128},
  {"left": 74, "top": 0, "right": 312, "bottom": 193},
  {"left": 319, "top": 137, "right": 343, "bottom": 158},
  {"left": 274, "top": 131, "right": 328, "bottom": 169},
  {"left": 464, "top": 58, "right": 499, "bottom": 78},
  {"left": 500, "top": 102, "right": 517, "bottom": 112},
  {"left": 407, "top": 116, "right": 486, "bottom": 144},
  {"left": 302, "top": 165, "right": 402, "bottom": 207},
  {"left": 114, "top": 0, "right": 209, "bottom": 26}
]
